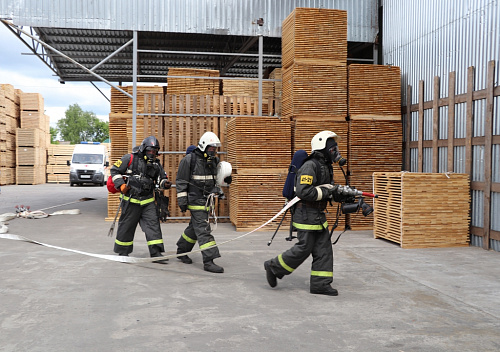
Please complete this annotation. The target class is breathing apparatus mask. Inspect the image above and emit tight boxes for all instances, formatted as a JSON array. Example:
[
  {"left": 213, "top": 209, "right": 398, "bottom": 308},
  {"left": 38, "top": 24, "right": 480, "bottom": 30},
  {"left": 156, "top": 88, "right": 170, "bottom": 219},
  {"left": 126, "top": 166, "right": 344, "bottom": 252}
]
[
  {"left": 144, "top": 146, "right": 159, "bottom": 162},
  {"left": 324, "top": 138, "right": 346, "bottom": 166},
  {"left": 204, "top": 145, "right": 217, "bottom": 164}
]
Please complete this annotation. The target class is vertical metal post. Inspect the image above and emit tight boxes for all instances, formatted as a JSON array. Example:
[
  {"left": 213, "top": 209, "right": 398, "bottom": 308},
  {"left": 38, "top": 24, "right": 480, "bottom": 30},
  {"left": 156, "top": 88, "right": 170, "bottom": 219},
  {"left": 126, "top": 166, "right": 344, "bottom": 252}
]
[
  {"left": 258, "top": 35, "right": 263, "bottom": 116},
  {"left": 132, "top": 30, "right": 138, "bottom": 148}
]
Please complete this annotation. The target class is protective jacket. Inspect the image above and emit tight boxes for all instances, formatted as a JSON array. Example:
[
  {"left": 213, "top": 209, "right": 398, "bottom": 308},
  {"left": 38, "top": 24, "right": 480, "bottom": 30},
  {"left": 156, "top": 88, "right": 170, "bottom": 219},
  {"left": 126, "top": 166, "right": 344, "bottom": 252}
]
[
  {"left": 111, "top": 152, "right": 167, "bottom": 204},
  {"left": 176, "top": 149, "right": 219, "bottom": 208},
  {"left": 293, "top": 151, "right": 333, "bottom": 231}
]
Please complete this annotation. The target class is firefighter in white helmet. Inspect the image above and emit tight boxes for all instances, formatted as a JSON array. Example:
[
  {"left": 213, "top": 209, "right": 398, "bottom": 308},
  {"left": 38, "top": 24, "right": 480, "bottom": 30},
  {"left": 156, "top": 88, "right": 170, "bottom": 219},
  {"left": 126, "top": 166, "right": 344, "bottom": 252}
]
[
  {"left": 175, "top": 131, "right": 232, "bottom": 273},
  {"left": 264, "top": 130, "right": 343, "bottom": 296}
]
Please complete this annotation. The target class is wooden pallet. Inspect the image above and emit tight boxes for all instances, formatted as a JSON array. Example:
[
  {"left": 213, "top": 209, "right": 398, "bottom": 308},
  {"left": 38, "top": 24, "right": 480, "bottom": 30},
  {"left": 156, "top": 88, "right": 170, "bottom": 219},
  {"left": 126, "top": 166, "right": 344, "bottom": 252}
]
[
  {"left": 16, "top": 165, "right": 46, "bottom": 185},
  {"left": 167, "top": 68, "right": 220, "bottom": 95},
  {"left": 373, "top": 172, "right": 470, "bottom": 248}
]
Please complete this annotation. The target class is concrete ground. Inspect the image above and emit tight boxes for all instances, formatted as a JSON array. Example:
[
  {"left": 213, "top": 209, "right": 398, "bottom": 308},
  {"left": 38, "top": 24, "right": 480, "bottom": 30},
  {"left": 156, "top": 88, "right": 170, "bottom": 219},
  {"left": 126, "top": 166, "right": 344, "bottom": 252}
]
[{"left": 0, "top": 183, "right": 499, "bottom": 352}]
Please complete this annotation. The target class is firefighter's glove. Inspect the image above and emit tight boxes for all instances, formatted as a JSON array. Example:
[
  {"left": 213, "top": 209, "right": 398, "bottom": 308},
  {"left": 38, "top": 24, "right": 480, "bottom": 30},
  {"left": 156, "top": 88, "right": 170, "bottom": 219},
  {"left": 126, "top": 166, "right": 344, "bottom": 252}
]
[
  {"left": 159, "top": 179, "right": 172, "bottom": 190},
  {"left": 179, "top": 204, "right": 188, "bottom": 213},
  {"left": 223, "top": 176, "right": 232, "bottom": 185},
  {"left": 120, "top": 184, "right": 131, "bottom": 194},
  {"left": 315, "top": 184, "right": 336, "bottom": 201},
  {"left": 331, "top": 185, "right": 344, "bottom": 203}
]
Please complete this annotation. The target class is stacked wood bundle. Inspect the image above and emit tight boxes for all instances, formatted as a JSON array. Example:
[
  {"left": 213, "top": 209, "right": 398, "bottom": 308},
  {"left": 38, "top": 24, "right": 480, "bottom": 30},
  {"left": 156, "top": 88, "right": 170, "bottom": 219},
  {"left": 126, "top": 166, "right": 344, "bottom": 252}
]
[
  {"left": 47, "top": 144, "right": 75, "bottom": 183},
  {"left": 0, "top": 84, "right": 19, "bottom": 185},
  {"left": 110, "top": 86, "right": 164, "bottom": 114},
  {"left": 348, "top": 65, "right": 401, "bottom": 119},
  {"left": 167, "top": 68, "right": 219, "bottom": 95},
  {"left": 16, "top": 92, "right": 50, "bottom": 185},
  {"left": 226, "top": 116, "right": 291, "bottom": 230},
  {"left": 347, "top": 64, "right": 402, "bottom": 230},
  {"left": 281, "top": 8, "right": 348, "bottom": 120},
  {"left": 373, "top": 172, "right": 470, "bottom": 248},
  {"left": 222, "top": 79, "right": 274, "bottom": 115},
  {"left": 292, "top": 118, "right": 349, "bottom": 229}
]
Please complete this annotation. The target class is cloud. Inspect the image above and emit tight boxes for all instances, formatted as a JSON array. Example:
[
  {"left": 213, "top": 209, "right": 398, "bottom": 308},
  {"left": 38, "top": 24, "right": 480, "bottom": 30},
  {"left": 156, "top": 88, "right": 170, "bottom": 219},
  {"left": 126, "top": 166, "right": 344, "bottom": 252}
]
[{"left": 0, "top": 24, "right": 111, "bottom": 127}]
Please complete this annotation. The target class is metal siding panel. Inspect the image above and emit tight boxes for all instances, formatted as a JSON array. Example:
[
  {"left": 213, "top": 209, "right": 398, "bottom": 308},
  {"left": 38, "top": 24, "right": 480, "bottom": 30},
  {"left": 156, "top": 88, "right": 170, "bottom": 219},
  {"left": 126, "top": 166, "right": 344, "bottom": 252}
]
[
  {"left": 471, "top": 190, "right": 484, "bottom": 228},
  {"left": 1, "top": 0, "right": 378, "bottom": 40},
  {"left": 492, "top": 192, "right": 500, "bottom": 231},
  {"left": 454, "top": 146, "right": 465, "bottom": 173}
]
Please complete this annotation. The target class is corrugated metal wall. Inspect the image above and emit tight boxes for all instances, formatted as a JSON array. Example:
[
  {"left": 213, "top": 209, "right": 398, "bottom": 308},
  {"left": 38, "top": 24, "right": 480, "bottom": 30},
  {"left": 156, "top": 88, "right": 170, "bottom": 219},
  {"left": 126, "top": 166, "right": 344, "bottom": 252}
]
[
  {"left": 0, "top": 0, "right": 378, "bottom": 42},
  {"left": 383, "top": 0, "right": 500, "bottom": 251}
]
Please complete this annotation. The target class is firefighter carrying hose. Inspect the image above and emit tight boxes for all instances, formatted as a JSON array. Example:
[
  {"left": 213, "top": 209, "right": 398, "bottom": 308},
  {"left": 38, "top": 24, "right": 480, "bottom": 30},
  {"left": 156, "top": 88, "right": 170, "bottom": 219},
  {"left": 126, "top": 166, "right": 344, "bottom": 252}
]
[
  {"left": 110, "top": 136, "right": 172, "bottom": 263},
  {"left": 264, "top": 131, "right": 344, "bottom": 296},
  {"left": 175, "top": 131, "right": 232, "bottom": 273}
]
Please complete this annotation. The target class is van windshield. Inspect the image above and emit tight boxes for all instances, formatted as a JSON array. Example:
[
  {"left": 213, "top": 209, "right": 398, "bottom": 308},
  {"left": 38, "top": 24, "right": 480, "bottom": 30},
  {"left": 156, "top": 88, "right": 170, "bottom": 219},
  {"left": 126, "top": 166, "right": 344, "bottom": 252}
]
[{"left": 72, "top": 153, "right": 103, "bottom": 164}]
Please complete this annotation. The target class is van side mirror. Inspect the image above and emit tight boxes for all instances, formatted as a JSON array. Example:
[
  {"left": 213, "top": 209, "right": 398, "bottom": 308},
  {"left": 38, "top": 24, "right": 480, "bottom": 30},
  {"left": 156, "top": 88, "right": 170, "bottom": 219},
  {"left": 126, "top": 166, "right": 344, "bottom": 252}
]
[
  {"left": 105, "top": 161, "right": 109, "bottom": 167},
  {"left": 67, "top": 160, "right": 71, "bottom": 166}
]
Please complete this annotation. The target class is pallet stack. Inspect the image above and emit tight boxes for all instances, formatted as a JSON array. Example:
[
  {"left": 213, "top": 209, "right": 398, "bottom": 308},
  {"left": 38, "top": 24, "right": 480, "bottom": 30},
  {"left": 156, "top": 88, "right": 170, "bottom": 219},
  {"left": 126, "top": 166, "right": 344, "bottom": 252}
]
[
  {"left": 166, "top": 68, "right": 220, "bottom": 95},
  {"left": 226, "top": 116, "right": 291, "bottom": 230},
  {"left": 282, "top": 8, "right": 347, "bottom": 120},
  {"left": 47, "top": 144, "right": 75, "bottom": 183},
  {"left": 222, "top": 79, "right": 274, "bottom": 115},
  {"left": 347, "top": 64, "right": 403, "bottom": 229},
  {"left": 16, "top": 93, "right": 49, "bottom": 184},
  {"left": 0, "top": 84, "right": 19, "bottom": 185},
  {"left": 373, "top": 172, "right": 470, "bottom": 248}
]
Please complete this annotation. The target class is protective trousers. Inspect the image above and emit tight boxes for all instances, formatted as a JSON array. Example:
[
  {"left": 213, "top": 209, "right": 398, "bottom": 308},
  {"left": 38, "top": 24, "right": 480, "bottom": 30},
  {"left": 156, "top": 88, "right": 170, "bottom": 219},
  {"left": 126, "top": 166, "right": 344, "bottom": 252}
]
[
  {"left": 114, "top": 201, "right": 165, "bottom": 256},
  {"left": 267, "top": 228, "right": 333, "bottom": 291},
  {"left": 176, "top": 209, "right": 220, "bottom": 263}
]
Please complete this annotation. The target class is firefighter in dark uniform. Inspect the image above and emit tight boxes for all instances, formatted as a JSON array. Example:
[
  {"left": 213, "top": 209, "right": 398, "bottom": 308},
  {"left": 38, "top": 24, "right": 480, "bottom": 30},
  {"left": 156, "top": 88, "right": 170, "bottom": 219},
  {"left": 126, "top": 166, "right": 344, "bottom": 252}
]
[
  {"left": 264, "top": 131, "right": 343, "bottom": 296},
  {"left": 175, "top": 131, "right": 232, "bottom": 273},
  {"left": 110, "top": 136, "right": 171, "bottom": 263}
]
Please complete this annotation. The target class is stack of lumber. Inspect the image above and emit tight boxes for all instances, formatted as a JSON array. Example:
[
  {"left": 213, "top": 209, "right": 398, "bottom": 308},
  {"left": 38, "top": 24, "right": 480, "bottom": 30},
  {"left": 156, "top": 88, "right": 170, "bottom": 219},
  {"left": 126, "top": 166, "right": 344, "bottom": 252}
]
[
  {"left": 373, "top": 172, "right": 470, "bottom": 248},
  {"left": 347, "top": 64, "right": 402, "bottom": 230},
  {"left": 47, "top": 144, "right": 74, "bottom": 183},
  {"left": 291, "top": 118, "right": 349, "bottom": 229},
  {"left": 167, "top": 68, "right": 219, "bottom": 95},
  {"left": 226, "top": 116, "right": 291, "bottom": 230},
  {"left": 0, "top": 84, "right": 19, "bottom": 185},
  {"left": 16, "top": 93, "right": 50, "bottom": 185},
  {"left": 222, "top": 79, "right": 274, "bottom": 115},
  {"left": 282, "top": 8, "right": 347, "bottom": 120},
  {"left": 110, "top": 85, "right": 164, "bottom": 113}
]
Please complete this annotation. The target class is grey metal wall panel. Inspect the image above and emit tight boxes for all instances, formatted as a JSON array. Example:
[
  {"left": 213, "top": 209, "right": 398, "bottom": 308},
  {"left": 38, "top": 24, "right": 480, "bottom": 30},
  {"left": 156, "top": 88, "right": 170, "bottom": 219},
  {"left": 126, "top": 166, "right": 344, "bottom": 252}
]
[
  {"left": 0, "top": 0, "right": 378, "bottom": 42},
  {"left": 383, "top": 0, "right": 500, "bottom": 103},
  {"left": 454, "top": 146, "right": 465, "bottom": 174}
]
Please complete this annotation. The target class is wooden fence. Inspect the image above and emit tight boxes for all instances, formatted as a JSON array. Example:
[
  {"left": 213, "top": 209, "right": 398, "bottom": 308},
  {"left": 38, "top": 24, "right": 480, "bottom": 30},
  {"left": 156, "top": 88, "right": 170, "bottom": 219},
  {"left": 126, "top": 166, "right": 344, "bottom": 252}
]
[{"left": 405, "top": 60, "right": 500, "bottom": 250}]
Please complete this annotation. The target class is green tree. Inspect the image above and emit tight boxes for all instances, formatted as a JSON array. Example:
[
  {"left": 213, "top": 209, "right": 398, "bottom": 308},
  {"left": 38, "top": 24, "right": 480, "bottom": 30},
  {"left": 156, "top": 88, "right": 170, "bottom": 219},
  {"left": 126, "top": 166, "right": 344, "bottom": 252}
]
[
  {"left": 49, "top": 127, "right": 59, "bottom": 144},
  {"left": 56, "top": 104, "right": 109, "bottom": 144}
]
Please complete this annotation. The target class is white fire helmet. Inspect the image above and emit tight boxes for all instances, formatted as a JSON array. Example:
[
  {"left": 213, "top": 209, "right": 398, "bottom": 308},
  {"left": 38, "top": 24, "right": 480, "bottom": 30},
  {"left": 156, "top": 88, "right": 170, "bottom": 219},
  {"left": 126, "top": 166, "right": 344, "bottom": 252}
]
[
  {"left": 198, "top": 131, "right": 221, "bottom": 152},
  {"left": 311, "top": 130, "right": 341, "bottom": 152}
]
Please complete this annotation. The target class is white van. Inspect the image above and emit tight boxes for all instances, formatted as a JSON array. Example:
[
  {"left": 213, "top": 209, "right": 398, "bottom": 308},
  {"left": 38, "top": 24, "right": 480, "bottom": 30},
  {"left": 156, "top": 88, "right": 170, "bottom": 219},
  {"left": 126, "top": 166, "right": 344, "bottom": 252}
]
[{"left": 67, "top": 142, "right": 109, "bottom": 186}]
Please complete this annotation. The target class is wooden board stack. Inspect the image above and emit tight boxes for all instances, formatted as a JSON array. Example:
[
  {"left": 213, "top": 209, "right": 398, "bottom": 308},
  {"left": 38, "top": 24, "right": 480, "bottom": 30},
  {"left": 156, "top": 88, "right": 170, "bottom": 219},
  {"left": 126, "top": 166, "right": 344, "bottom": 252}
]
[
  {"left": 373, "top": 172, "right": 470, "bottom": 248},
  {"left": 282, "top": 8, "right": 347, "bottom": 120},
  {"left": 0, "top": 84, "right": 19, "bottom": 185},
  {"left": 167, "top": 68, "right": 219, "bottom": 95},
  {"left": 226, "top": 116, "right": 291, "bottom": 230},
  {"left": 16, "top": 93, "right": 50, "bottom": 184},
  {"left": 222, "top": 79, "right": 274, "bottom": 115},
  {"left": 347, "top": 64, "right": 402, "bottom": 230},
  {"left": 47, "top": 144, "right": 75, "bottom": 183}
]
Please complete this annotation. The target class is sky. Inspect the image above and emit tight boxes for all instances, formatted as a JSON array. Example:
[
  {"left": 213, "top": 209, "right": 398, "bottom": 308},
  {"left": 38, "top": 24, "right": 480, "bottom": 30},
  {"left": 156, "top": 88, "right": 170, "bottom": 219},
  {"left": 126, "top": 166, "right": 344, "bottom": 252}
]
[{"left": 0, "top": 23, "right": 112, "bottom": 129}]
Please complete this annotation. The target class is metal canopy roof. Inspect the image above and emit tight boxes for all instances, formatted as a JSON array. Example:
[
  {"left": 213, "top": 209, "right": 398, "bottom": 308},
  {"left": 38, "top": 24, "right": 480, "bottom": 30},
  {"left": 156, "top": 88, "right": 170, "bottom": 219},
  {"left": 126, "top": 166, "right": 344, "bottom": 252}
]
[{"left": 33, "top": 27, "right": 283, "bottom": 82}]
